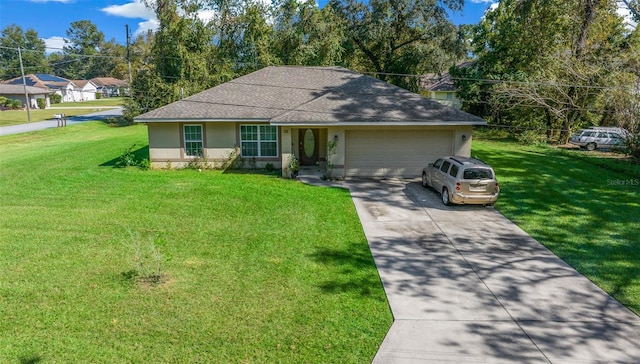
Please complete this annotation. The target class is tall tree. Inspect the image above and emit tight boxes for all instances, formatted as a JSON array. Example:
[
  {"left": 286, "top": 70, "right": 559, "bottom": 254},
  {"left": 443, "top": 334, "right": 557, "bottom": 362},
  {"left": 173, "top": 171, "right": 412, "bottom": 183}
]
[
  {"left": 455, "top": 0, "right": 632, "bottom": 142},
  {"left": 124, "top": 0, "right": 216, "bottom": 122},
  {"left": 0, "top": 25, "right": 49, "bottom": 79},
  {"left": 270, "top": 0, "right": 345, "bottom": 66},
  {"left": 80, "top": 38, "right": 128, "bottom": 80},
  {"left": 61, "top": 20, "right": 106, "bottom": 79},
  {"left": 150, "top": 0, "right": 214, "bottom": 88},
  {"left": 329, "top": 0, "right": 465, "bottom": 91}
]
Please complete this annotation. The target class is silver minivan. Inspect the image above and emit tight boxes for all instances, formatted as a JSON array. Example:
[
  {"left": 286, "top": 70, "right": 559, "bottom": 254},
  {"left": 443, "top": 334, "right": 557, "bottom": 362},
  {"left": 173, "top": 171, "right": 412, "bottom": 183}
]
[
  {"left": 570, "top": 127, "right": 628, "bottom": 151},
  {"left": 422, "top": 156, "right": 499, "bottom": 206}
]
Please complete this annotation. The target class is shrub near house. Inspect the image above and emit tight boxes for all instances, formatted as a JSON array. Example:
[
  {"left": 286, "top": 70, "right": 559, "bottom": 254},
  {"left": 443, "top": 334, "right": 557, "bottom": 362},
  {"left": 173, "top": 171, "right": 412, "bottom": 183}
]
[{"left": 0, "top": 97, "right": 22, "bottom": 110}]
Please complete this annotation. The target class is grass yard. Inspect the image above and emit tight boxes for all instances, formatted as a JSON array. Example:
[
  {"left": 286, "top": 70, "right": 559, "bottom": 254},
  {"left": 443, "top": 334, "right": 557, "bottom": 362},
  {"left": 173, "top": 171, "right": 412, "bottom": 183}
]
[
  {"left": 473, "top": 139, "right": 640, "bottom": 314},
  {"left": 0, "top": 122, "right": 391, "bottom": 363},
  {"left": 0, "top": 98, "right": 124, "bottom": 126}
]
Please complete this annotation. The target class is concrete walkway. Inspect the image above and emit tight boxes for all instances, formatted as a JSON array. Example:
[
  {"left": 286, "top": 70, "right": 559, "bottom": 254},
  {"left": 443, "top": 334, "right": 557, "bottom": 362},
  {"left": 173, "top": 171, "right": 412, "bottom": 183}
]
[
  {"left": 345, "top": 178, "right": 640, "bottom": 363},
  {"left": 0, "top": 107, "right": 123, "bottom": 136}
]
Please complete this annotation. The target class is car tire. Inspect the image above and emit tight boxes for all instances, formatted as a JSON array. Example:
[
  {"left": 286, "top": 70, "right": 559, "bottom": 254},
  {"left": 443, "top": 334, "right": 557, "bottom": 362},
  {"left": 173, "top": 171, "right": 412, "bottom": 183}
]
[
  {"left": 586, "top": 142, "right": 597, "bottom": 151},
  {"left": 421, "top": 172, "right": 429, "bottom": 188},
  {"left": 442, "top": 187, "right": 452, "bottom": 206}
]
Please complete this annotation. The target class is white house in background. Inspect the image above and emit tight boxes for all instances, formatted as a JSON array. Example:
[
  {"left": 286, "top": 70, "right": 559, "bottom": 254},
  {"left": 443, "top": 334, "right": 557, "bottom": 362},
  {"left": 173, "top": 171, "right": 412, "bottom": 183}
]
[
  {"left": 72, "top": 80, "right": 98, "bottom": 101},
  {"left": 0, "top": 84, "right": 51, "bottom": 109},
  {"left": 2, "top": 74, "right": 99, "bottom": 102},
  {"left": 91, "top": 77, "right": 129, "bottom": 97}
]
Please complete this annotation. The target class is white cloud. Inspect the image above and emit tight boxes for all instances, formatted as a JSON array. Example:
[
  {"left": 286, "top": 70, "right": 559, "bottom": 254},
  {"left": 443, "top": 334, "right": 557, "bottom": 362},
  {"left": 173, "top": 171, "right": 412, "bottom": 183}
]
[
  {"left": 617, "top": 4, "right": 638, "bottom": 30},
  {"left": 134, "top": 19, "right": 160, "bottom": 36},
  {"left": 470, "top": 0, "right": 497, "bottom": 4},
  {"left": 198, "top": 9, "right": 216, "bottom": 23},
  {"left": 43, "top": 36, "right": 67, "bottom": 53},
  {"left": 101, "top": 0, "right": 159, "bottom": 35},
  {"left": 101, "top": 0, "right": 220, "bottom": 36},
  {"left": 101, "top": 0, "right": 156, "bottom": 20}
]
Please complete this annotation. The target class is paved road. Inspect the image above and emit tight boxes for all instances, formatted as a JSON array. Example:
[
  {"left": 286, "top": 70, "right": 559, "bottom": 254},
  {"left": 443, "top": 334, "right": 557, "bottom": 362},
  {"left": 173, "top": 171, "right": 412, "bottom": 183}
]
[
  {"left": 345, "top": 178, "right": 640, "bottom": 363},
  {"left": 0, "top": 107, "right": 123, "bottom": 136}
]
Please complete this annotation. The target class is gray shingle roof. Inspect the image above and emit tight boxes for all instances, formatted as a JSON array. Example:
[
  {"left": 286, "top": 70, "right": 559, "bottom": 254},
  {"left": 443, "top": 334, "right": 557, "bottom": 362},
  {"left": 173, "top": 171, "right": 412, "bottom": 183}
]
[
  {"left": 0, "top": 84, "right": 50, "bottom": 95},
  {"left": 134, "top": 66, "right": 485, "bottom": 125}
]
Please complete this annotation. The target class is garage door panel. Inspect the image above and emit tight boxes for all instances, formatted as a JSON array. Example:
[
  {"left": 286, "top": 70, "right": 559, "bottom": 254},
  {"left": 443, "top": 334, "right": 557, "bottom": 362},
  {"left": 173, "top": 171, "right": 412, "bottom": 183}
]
[{"left": 345, "top": 130, "right": 453, "bottom": 177}]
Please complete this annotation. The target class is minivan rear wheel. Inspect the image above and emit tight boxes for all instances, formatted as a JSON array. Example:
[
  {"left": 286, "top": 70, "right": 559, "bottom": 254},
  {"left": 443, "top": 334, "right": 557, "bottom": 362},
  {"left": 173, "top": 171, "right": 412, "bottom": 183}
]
[
  {"left": 442, "top": 187, "right": 452, "bottom": 206},
  {"left": 586, "top": 142, "right": 597, "bottom": 151}
]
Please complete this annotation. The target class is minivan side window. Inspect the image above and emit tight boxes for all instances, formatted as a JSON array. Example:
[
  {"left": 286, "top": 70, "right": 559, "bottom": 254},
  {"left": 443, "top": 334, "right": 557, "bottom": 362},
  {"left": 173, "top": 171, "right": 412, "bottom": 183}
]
[
  {"left": 433, "top": 159, "right": 443, "bottom": 169},
  {"left": 440, "top": 161, "right": 451, "bottom": 173},
  {"left": 449, "top": 164, "right": 459, "bottom": 177}
]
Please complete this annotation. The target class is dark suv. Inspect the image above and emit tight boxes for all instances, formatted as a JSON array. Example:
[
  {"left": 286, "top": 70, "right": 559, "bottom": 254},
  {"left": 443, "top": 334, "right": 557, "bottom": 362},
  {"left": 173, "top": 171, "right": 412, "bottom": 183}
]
[{"left": 422, "top": 156, "right": 499, "bottom": 206}]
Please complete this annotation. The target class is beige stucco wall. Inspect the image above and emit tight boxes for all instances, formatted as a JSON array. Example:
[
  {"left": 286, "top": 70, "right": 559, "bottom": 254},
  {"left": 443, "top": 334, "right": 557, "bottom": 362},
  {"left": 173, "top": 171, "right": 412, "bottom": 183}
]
[
  {"left": 147, "top": 122, "right": 282, "bottom": 169},
  {"left": 146, "top": 122, "right": 475, "bottom": 174},
  {"left": 148, "top": 123, "right": 181, "bottom": 166},
  {"left": 204, "top": 122, "right": 236, "bottom": 160}
]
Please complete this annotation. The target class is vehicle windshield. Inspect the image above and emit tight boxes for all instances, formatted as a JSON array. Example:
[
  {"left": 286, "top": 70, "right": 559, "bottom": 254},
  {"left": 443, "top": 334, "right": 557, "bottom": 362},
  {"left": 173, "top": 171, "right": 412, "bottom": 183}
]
[{"left": 463, "top": 168, "right": 493, "bottom": 179}]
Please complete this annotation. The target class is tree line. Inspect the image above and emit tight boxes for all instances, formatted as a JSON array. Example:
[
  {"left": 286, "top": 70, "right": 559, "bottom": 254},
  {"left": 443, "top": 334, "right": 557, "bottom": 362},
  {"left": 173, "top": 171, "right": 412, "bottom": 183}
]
[
  {"left": 454, "top": 0, "right": 640, "bottom": 143},
  {"left": 1, "top": 0, "right": 639, "bottom": 145}
]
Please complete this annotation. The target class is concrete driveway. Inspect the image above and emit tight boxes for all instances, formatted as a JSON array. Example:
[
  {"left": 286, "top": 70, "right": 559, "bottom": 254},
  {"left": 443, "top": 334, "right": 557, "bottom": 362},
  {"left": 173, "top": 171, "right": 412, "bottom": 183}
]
[{"left": 346, "top": 178, "right": 640, "bottom": 363}]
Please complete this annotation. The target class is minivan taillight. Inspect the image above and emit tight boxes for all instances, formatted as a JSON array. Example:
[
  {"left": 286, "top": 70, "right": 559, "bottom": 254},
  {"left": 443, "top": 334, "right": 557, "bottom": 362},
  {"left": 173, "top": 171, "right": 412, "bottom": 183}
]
[
  {"left": 495, "top": 182, "right": 499, "bottom": 191},
  {"left": 456, "top": 182, "right": 461, "bottom": 191}
]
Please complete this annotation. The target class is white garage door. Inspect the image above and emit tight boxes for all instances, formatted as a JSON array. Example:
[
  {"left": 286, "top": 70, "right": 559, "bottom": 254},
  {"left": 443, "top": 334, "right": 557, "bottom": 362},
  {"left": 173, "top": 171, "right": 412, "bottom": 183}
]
[{"left": 345, "top": 130, "right": 453, "bottom": 177}]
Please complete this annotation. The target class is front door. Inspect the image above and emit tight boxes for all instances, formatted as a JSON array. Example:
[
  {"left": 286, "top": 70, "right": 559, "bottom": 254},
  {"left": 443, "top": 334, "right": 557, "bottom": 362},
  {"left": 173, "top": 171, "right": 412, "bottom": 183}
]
[{"left": 299, "top": 128, "right": 319, "bottom": 166}]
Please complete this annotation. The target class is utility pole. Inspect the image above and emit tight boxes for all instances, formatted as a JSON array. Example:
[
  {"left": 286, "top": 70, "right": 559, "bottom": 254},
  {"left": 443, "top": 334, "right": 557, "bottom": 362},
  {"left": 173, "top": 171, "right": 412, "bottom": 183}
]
[
  {"left": 17, "top": 46, "right": 31, "bottom": 123},
  {"left": 125, "top": 24, "right": 133, "bottom": 85}
]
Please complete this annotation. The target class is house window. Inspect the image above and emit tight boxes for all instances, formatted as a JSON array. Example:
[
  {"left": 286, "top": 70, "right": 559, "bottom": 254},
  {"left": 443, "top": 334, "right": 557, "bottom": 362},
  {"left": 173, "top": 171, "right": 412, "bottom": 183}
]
[
  {"left": 240, "top": 125, "right": 278, "bottom": 157},
  {"left": 184, "top": 124, "right": 203, "bottom": 157}
]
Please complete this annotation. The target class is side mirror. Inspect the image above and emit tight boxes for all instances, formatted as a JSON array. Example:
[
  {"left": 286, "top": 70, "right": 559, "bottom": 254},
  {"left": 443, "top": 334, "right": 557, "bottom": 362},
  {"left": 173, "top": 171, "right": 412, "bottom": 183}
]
[{"left": 428, "top": 163, "right": 434, "bottom": 167}]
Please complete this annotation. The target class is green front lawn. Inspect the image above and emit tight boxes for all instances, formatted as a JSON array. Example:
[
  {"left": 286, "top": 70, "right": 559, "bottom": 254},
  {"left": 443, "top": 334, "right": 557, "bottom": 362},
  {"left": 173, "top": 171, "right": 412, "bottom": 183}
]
[
  {"left": 473, "top": 139, "right": 640, "bottom": 314},
  {"left": 0, "top": 123, "right": 391, "bottom": 363}
]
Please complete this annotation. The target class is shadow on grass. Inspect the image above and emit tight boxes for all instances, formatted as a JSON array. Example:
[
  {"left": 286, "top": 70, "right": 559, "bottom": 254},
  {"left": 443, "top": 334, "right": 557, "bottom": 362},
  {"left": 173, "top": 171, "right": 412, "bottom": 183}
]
[
  {"left": 19, "top": 355, "right": 43, "bottom": 364},
  {"left": 309, "top": 243, "right": 386, "bottom": 299},
  {"left": 100, "top": 145, "right": 149, "bottom": 167}
]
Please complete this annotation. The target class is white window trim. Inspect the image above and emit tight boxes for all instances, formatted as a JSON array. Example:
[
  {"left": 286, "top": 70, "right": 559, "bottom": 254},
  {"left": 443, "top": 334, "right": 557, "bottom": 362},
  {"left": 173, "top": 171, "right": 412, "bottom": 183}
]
[
  {"left": 183, "top": 124, "right": 204, "bottom": 158},
  {"left": 240, "top": 124, "right": 279, "bottom": 158}
]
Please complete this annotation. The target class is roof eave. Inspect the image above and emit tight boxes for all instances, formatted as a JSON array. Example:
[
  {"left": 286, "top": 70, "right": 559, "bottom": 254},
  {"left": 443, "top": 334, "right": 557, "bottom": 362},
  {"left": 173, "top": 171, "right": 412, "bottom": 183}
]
[
  {"left": 133, "top": 117, "right": 272, "bottom": 123},
  {"left": 270, "top": 120, "right": 487, "bottom": 127}
]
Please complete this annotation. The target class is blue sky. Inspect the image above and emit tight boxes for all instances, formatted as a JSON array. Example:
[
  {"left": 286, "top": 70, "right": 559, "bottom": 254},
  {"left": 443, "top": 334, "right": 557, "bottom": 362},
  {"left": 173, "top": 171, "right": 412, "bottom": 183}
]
[{"left": 0, "top": 0, "right": 497, "bottom": 52}]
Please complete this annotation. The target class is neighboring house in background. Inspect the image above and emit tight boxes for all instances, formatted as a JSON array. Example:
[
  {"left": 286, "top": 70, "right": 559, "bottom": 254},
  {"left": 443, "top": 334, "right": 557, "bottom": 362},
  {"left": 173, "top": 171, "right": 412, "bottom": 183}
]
[
  {"left": 0, "top": 84, "right": 51, "bottom": 109},
  {"left": 91, "top": 77, "right": 129, "bottom": 97},
  {"left": 134, "top": 66, "right": 486, "bottom": 178},
  {"left": 71, "top": 80, "right": 98, "bottom": 101},
  {"left": 420, "top": 72, "right": 462, "bottom": 109},
  {"left": 420, "top": 63, "right": 473, "bottom": 110},
  {"left": 2, "top": 74, "right": 98, "bottom": 102}
]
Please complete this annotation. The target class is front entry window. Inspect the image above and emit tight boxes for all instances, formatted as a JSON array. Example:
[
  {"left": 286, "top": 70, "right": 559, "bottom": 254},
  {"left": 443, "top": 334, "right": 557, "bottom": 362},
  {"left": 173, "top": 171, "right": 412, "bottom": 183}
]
[{"left": 303, "top": 129, "right": 316, "bottom": 159}]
